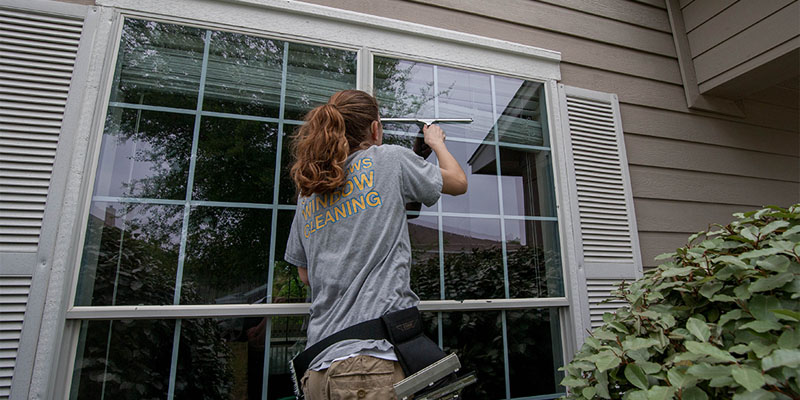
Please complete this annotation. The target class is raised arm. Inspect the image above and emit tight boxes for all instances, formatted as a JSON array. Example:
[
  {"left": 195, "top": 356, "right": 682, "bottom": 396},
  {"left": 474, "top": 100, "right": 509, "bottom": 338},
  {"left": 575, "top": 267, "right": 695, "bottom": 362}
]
[{"left": 423, "top": 124, "right": 467, "bottom": 195}]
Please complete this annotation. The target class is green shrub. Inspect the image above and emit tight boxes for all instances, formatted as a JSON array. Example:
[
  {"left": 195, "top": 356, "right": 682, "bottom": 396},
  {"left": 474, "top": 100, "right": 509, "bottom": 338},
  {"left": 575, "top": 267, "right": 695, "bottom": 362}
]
[{"left": 561, "top": 205, "right": 800, "bottom": 400}]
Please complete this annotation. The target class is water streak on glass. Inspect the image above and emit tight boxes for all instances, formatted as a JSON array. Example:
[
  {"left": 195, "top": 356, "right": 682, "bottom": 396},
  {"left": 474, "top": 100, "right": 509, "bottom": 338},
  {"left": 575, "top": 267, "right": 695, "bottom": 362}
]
[
  {"left": 110, "top": 19, "right": 206, "bottom": 109},
  {"left": 181, "top": 207, "right": 271, "bottom": 305},
  {"left": 283, "top": 43, "right": 358, "bottom": 121},
  {"left": 192, "top": 118, "right": 278, "bottom": 204},
  {"left": 75, "top": 202, "right": 182, "bottom": 306},
  {"left": 202, "top": 31, "right": 285, "bottom": 117},
  {"left": 92, "top": 108, "right": 193, "bottom": 200}
]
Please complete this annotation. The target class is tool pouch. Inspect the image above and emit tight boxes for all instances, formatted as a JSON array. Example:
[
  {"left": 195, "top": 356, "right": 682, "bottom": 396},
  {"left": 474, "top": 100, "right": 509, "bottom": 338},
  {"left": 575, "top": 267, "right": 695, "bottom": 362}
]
[{"left": 381, "top": 306, "right": 447, "bottom": 376}]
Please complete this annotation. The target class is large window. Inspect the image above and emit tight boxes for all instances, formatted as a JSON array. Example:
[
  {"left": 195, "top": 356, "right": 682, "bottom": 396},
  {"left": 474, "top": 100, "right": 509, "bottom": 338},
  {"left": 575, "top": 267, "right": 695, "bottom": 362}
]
[{"left": 69, "top": 17, "right": 565, "bottom": 400}]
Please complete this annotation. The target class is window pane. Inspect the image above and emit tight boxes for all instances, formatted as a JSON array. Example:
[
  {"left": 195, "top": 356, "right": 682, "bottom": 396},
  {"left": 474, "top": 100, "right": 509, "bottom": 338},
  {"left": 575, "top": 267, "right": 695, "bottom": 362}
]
[
  {"left": 182, "top": 207, "right": 271, "bottom": 305},
  {"left": 500, "top": 145, "right": 557, "bottom": 217},
  {"left": 507, "top": 309, "right": 565, "bottom": 398},
  {"left": 441, "top": 216, "right": 504, "bottom": 300},
  {"left": 174, "top": 318, "right": 266, "bottom": 399},
  {"left": 442, "top": 140, "right": 500, "bottom": 215},
  {"left": 408, "top": 215, "right": 441, "bottom": 300},
  {"left": 192, "top": 118, "right": 278, "bottom": 204},
  {"left": 110, "top": 19, "right": 205, "bottom": 109},
  {"left": 374, "top": 57, "right": 435, "bottom": 125},
  {"left": 272, "top": 210, "right": 309, "bottom": 303},
  {"left": 70, "top": 319, "right": 175, "bottom": 399},
  {"left": 283, "top": 43, "right": 358, "bottom": 121},
  {"left": 92, "top": 108, "right": 193, "bottom": 200},
  {"left": 439, "top": 311, "right": 505, "bottom": 399},
  {"left": 75, "top": 202, "right": 181, "bottom": 306},
  {"left": 203, "top": 31, "right": 284, "bottom": 117},
  {"left": 278, "top": 125, "right": 300, "bottom": 205},
  {"left": 505, "top": 220, "right": 564, "bottom": 298},
  {"left": 494, "top": 77, "right": 547, "bottom": 147},
  {"left": 268, "top": 316, "right": 308, "bottom": 399},
  {"left": 436, "top": 65, "right": 495, "bottom": 141}
]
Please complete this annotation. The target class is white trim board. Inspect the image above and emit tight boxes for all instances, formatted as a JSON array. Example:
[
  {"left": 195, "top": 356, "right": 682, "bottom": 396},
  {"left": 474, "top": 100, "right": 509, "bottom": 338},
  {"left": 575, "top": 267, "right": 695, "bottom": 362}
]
[{"left": 95, "top": 0, "right": 561, "bottom": 81}]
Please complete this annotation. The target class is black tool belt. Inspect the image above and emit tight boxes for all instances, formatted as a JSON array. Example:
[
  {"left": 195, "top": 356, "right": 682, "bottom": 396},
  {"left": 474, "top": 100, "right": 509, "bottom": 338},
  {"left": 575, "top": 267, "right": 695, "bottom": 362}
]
[{"left": 289, "top": 306, "right": 446, "bottom": 399}]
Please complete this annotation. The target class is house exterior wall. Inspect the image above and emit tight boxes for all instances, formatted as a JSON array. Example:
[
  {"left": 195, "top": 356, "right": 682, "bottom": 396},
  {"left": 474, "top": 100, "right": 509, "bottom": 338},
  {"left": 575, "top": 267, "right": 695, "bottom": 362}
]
[
  {"left": 301, "top": 0, "right": 800, "bottom": 270},
  {"left": 3, "top": 0, "right": 798, "bottom": 397},
  {"left": 681, "top": 0, "right": 800, "bottom": 94}
]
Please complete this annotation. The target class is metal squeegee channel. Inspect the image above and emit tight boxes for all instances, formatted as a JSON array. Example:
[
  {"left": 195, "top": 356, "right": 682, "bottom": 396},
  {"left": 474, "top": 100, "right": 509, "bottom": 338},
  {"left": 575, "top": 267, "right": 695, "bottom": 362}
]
[
  {"left": 565, "top": 96, "right": 633, "bottom": 263},
  {"left": 0, "top": 8, "right": 83, "bottom": 252}
]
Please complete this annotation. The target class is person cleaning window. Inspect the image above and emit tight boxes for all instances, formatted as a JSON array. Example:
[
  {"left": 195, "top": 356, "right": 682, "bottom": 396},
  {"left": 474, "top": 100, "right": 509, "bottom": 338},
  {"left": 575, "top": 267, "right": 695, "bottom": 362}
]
[{"left": 284, "top": 89, "right": 467, "bottom": 399}]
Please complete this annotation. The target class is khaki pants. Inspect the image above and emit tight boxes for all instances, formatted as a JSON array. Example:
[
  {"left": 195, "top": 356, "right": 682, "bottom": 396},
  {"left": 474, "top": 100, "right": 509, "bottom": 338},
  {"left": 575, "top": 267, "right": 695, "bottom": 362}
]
[{"left": 301, "top": 355, "right": 405, "bottom": 400}]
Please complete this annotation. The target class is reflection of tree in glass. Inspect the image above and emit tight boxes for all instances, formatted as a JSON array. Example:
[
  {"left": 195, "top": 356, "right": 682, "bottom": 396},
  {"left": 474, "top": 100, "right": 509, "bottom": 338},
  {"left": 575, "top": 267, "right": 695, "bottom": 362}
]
[
  {"left": 106, "top": 108, "right": 192, "bottom": 200},
  {"left": 373, "top": 57, "right": 453, "bottom": 134},
  {"left": 183, "top": 207, "right": 270, "bottom": 305},
  {"left": 410, "top": 245, "right": 560, "bottom": 398},
  {"left": 74, "top": 213, "right": 233, "bottom": 399}
]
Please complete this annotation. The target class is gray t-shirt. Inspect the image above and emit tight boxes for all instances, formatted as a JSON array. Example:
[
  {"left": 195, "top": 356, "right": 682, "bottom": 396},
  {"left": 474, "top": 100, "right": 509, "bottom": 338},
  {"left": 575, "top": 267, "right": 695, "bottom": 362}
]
[{"left": 285, "top": 144, "right": 442, "bottom": 370}]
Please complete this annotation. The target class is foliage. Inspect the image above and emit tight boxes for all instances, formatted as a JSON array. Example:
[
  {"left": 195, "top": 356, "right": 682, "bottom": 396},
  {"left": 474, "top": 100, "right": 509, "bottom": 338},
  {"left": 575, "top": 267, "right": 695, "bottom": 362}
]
[{"left": 561, "top": 205, "right": 800, "bottom": 400}]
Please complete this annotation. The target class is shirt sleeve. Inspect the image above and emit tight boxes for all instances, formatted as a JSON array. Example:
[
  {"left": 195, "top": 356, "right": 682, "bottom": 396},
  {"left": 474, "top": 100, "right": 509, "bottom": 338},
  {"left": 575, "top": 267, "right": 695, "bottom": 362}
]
[
  {"left": 396, "top": 146, "right": 443, "bottom": 207},
  {"left": 284, "top": 204, "right": 307, "bottom": 267}
]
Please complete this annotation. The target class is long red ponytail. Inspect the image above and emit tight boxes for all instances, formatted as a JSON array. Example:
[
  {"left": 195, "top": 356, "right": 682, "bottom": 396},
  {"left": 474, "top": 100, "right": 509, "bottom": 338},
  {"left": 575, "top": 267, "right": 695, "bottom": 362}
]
[{"left": 290, "top": 90, "right": 380, "bottom": 197}]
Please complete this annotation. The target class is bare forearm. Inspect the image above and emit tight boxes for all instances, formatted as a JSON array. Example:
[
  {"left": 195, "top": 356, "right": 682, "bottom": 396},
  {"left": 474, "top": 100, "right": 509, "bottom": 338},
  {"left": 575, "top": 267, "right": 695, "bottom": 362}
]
[{"left": 431, "top": 143, "right": 467, "bottom": 195}]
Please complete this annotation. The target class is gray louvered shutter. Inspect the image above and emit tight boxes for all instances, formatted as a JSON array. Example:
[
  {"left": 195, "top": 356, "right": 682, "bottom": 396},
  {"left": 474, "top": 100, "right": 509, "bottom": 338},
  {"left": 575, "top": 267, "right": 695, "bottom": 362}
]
[
  {"left": 558, "top": 85, "right": 643, "bottom": 333},
  {"left": 0, "top": 7, "right": 83, "bottom": 252},
  {"left": 0, "top": 6, "right": 84, "bottom": 398},
  {"left": 0, "top": 276, "right": 31, "bottom": 397}
]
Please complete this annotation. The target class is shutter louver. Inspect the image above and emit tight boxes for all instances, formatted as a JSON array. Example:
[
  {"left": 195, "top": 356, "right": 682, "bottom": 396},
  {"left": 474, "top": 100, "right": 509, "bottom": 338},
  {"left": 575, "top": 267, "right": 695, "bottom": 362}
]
[
  {"left": 558, "top": 85, "right": 642, "bottom": 334},
  {"left": 0, "top": 8, "right": 83, "bottom": 252},
  {"left": 0, "top": 275, "right": 31, "bottom": 397}
]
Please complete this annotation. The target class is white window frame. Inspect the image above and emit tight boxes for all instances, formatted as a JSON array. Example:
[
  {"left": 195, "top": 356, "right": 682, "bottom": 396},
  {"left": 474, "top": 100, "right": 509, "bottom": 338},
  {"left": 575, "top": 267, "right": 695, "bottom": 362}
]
[{"left": 21, "top": 0, "right": 592, "bottom": 398}]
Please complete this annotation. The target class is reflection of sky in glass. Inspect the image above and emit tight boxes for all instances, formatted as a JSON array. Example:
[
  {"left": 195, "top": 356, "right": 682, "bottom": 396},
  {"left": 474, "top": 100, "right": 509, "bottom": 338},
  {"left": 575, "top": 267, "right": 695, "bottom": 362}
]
[
  {"left": 375, "top": 57, "right": 435, "bottom": 120},
  {"left": 443, "top": 140, "right": 499, "bottom": 214},
  {"left": 437, "top": 66, "right": 494, "bottom": 140}
]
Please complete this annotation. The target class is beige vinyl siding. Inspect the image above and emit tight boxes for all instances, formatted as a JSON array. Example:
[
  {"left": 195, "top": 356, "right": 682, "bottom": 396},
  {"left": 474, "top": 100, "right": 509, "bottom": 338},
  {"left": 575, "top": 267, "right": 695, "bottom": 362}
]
[
  {"left": 302, "top": 0, "right": 800, "bottom": 270},
  {"left": 681, "top": 0, "right": 800, "bottom": 92}
]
